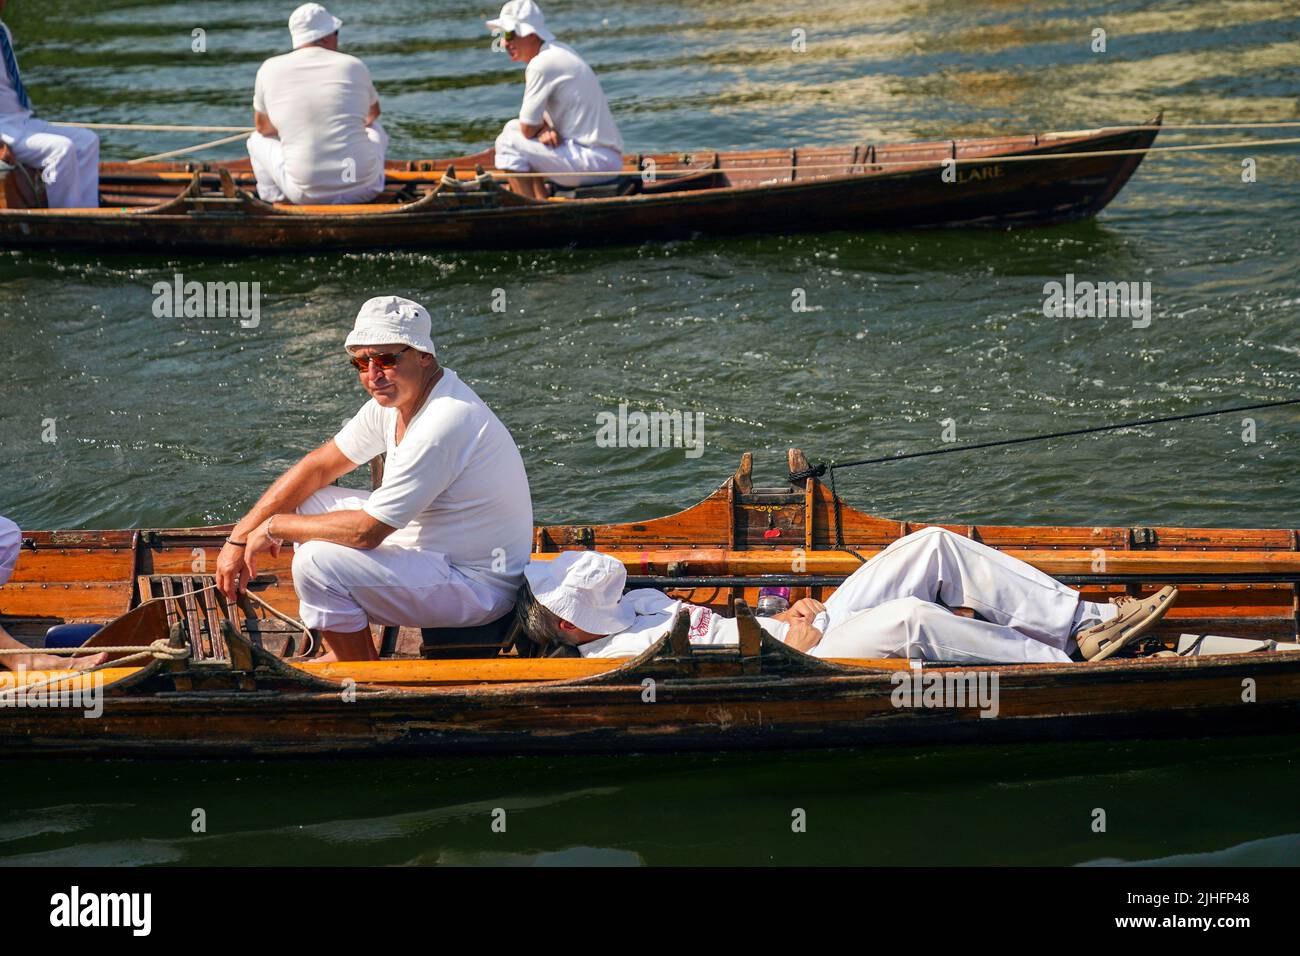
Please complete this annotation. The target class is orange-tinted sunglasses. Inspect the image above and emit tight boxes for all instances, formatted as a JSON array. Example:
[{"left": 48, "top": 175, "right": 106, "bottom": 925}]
[{"left": 349, "top": 347, "right": 410, "bottom": 373}]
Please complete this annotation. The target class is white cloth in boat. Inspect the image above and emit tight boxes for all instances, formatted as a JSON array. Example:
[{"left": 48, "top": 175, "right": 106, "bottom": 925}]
[
  {"left": 0, "top": 23, "right": 100, "bottom": 209},
  {"left": 292, "top": 368, "right": 533, "bottom": 633},
  {"left": 579, "top": 528, "right": 1116, "bottom": 663},
  {"left": 0, "top": 514, "right": 19, "bottom": 587},
  {"left": 249, "top": 45, "right": 386, "bottom": 204},
  {"left": 494, "top": 41, "right": 623, "bottom": 187},
  {"left": 577, "top": 592, "right": 789, "bottom": 658}
]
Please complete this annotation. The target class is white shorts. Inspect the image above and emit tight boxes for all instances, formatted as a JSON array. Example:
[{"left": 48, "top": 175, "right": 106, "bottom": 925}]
[
  {"left": 493, "top": 119, "right": 622, "bottom": 188},
  {"left": 246, "top": 125, "right": 388, "bottom": 204},
  {"left": 290, "top": 487, "right": 513, "bottom": 633}
]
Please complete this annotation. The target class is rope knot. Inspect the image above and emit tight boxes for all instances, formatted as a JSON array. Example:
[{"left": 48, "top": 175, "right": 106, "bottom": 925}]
[
  {"left": 788, "top": 462, "right": 827, "bottom": 482},
  {"left": 150, "top": 639, "right": 191, "bottom": 660}
]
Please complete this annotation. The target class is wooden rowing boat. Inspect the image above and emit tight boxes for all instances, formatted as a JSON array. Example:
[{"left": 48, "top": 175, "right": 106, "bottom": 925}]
[
  {"left": 2, "top": 445, "right": 1297, "bottom": 757},
  {"left": 0, "top": 118, "right": 1161, "bottom": 254}
]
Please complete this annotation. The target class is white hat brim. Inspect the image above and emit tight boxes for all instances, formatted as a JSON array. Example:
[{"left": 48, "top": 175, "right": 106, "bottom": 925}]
[
  {"left": 344, "top": 329, "right": 436, "bottom": 356},
  {"left": 485, "top": 16, "right": 554, "bottom": 43},
  {"left": 524, "top": 561, "right": 635, "bottom": 636}
]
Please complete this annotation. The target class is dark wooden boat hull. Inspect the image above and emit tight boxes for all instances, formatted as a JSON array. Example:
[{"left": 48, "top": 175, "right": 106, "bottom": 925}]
[
  {"left": 2, "top": 651, "right": 1296, "bottom": 758},
  {"left": 0, "top": 124, "right": 1159, "bottom": 254}
]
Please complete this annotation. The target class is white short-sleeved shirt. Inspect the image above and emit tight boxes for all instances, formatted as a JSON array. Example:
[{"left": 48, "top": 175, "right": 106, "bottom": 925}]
[
  {"left": 0, "top": 24, "right": 32, "bottom": 119},
  {"left": 332, "top": 368, "right": 533, "bottom": 599},
  {"left": 253, "top": 45, "right": 383, "bottom": 201},
  {"left": 519, "top": 41, "right": 622, "bottom": 152},
  {"left": 578, "top": 590, "right": 787, "bottom": 658}
]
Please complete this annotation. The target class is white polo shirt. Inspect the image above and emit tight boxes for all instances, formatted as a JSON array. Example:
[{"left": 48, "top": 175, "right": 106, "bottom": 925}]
[
  {"left": 332, "top": 369, "right": 533, "bottom": 599},
  {"left": 578, "top": 590, "right": 787, "bottom": 658},
  {"left": 253, "top": 45, "right": 383, "bottom": 202},
  {"left": 520, "top": 41, "right": 622, "bottom": 152}
]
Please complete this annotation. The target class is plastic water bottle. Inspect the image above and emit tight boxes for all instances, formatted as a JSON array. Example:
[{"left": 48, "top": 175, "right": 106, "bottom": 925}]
[{"left": 755, "top": 586, "right": 790, "bottom": 617}]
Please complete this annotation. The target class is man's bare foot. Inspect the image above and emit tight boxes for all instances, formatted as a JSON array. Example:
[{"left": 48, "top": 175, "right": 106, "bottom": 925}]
[
  {"left": 18, "top": 651, "right": 110, "bottom": 672},
  {"left": 287, "top": 650, "right": 336, "bottom": 665}
]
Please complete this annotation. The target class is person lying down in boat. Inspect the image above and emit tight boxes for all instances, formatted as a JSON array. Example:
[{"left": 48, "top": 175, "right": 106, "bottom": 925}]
[
  {"left": 519, "top": 527, "right": 1178, "bottom": 663},
  {"left": 0, "top": 515, "right": 108, "bottom": 672}
]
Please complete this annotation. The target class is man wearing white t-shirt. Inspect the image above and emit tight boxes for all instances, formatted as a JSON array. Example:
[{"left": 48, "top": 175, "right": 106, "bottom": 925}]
[
  {"left": 520, "top": 529, "right": 1179, "bottom": 664},
  {"left": 485, "top": 1, "right": 623, "bottom": 200},
  {"left": 246, "top": 3, "right": 388, "bottom": 205},
  {"left": 215, "top": 296, "right": 533, "bottom": 662},
  {"left": 0, "top": 1, "right": 100, "bottom": 208}
]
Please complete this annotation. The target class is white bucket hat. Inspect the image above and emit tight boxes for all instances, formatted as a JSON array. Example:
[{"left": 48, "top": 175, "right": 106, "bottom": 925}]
[
  {"left": 524, "top": 551, "right": 635, "bottom": 636},
  {"left": 486, "top": 0, "right": 555, "bottom": 43},
  {"left": 344, "top": 296, "right": 437, "bottom": 356},
  {"left": 289, "top": 3, "right": 343, "bottom": 48}
]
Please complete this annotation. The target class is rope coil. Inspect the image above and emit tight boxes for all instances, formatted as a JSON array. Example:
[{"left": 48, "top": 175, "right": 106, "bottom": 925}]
[{"left": 0, "top": 638, "right": 191, "bottom": 704}]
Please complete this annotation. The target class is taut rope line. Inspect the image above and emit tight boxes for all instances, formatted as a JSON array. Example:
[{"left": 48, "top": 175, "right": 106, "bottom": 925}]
[
  {"left": 52, "top": 122, "right": 253, "bottom": 133},
  {"left": 126, "top": 131, "right": 252, "bottom": 165},
  {"left": 792, "top": 398, "right": 1300, "bottom": 548},
  {"left": 435, "top": 135, "right": 1300, "bottom": 179}
]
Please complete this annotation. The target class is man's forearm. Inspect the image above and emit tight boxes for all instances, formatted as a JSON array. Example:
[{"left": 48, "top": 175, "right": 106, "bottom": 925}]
[
  {"left": 268, "top": 509, "right": 392, "bottom": 550},
  {"left": 231, "top": 459, "right": 333, "bottom": 540},
  {"left": 253, "top": 111, "right": 279, "bottom": 137}
]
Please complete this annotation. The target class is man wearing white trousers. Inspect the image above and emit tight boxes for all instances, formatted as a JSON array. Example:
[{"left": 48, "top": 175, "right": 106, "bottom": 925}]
[
  {"left": 215, "top": 296, "right": 533, "bottom": 662},
  {"left": 0, "top": 2, "right": 100, "bottom": 208},
  {"left": 486, "top": 1, "right": 624, "bottom": 200},
  {"left": 246, "top": 3, "right": 388, "bottom": 205},
  {"left": 520, "top": 527, "right": 1178, "bottom": 663}
]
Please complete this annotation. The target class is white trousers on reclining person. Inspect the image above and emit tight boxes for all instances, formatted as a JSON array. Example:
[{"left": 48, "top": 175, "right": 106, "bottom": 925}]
[
  {"left": 493, "top": 119, "right": 622, "bottom": 188},
  {"left": 807, "top": 527, "right": 1115, "bottom": 663},
  {"left": 245, "top": 124, "right": 388, "bottom": 204},
  {"left": 289, "top": 486, "right": 511, "bottom": 634},
  {"left": 0, "top": 114, "right": 99, "bottom": 208}
]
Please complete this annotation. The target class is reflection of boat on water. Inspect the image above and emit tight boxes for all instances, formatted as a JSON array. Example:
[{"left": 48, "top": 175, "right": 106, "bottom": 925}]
[
  {"left": 3, "top": 444, "right": 1297, "bottom": 757},
  {"left": 0, "top": 118, "right": 1161, "bottom": 254}
]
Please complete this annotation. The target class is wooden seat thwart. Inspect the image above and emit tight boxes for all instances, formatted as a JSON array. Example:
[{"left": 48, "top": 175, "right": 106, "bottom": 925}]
[{"left": 419, "top": 613, "right": 518, "bottom": 660}]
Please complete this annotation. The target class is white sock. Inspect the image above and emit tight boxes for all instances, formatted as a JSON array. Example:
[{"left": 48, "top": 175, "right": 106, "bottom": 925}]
[{"left": 1071, "top": 600, "right": 1119, "bottom": 635}]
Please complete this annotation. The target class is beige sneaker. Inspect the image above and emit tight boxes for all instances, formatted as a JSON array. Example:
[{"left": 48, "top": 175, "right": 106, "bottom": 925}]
[{"left": 1075, "top": 586, "right": 1179, "bottom": 662}]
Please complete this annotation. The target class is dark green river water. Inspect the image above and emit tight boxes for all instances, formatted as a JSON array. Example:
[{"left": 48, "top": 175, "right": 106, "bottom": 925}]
[{"left": 0, "top": 0, "right": 1297, "bottom": 865}]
